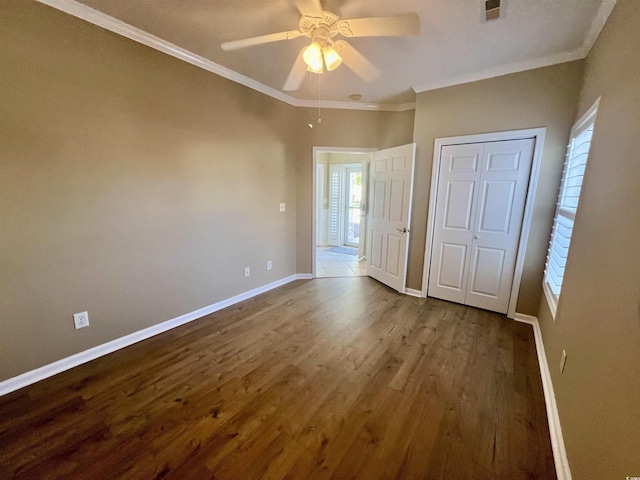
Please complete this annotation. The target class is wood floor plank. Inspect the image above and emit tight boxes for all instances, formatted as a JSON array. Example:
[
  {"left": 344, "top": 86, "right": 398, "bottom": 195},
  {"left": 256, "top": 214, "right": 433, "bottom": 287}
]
[{"left": 0, "top": 277, "right": 556, "bottom": 479}]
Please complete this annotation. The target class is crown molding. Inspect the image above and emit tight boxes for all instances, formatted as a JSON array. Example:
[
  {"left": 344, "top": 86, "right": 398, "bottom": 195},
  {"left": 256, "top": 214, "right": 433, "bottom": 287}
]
[
  {"left": 35, "top": 0, "right": 613, "bottom": 110},
  {"left": 394, "top": 102, "right": 417, "bottom": 112},
  {"left": 413, "top": 49, "right": 584, "bottom": 94},
  {"left": 34, "top": 0, "right": 414, "bottom": 112},
  {"left": 35, "top": 0, "right": 295, "bottom": 105},
  {"left": 293, "top": 98, "right": 416, "bottom": 111},
  {"left": 413, "top": 0, "right": 616, "bottom": 94},
  {"left": 578, "top": 0, "right": 616, "bottom": 57}
]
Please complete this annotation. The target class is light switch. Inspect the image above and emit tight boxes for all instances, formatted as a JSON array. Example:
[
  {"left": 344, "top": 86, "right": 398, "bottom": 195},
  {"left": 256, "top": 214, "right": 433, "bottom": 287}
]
[{"left": 279, "top": 203, "right": 286, "bottom": 212}]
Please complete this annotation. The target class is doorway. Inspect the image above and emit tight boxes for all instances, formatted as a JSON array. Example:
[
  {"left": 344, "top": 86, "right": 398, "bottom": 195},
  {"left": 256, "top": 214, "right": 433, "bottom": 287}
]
[
  {"left": 313, "top": 148, "right": 374, "bottom": 278},
  {"left": 312, "top": 144, "right": 417, "bottom": 291},
  {"left": 422, "top": 129, "right": 546, "bottom": 317}
]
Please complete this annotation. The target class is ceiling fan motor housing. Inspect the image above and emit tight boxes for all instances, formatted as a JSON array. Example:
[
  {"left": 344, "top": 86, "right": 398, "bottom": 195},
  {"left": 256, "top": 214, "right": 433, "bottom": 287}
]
[{"left": 299, "top": 12, "right": 347, "bottom": 45}]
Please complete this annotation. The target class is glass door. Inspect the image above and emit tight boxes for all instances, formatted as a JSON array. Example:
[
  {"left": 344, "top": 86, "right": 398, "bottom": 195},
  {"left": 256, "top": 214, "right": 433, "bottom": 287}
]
[{"left": 344, "top": 166, "right": 362, "bottom": 247}]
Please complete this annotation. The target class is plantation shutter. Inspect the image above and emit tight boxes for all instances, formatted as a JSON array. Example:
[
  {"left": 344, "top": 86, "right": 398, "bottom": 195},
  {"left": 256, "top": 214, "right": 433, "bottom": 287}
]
[
  {"left": 543, "top": 101, "right": 598, "bottom": 317},
  {"left": 328, "top": 165, "right": 341, "bottom": 246}
]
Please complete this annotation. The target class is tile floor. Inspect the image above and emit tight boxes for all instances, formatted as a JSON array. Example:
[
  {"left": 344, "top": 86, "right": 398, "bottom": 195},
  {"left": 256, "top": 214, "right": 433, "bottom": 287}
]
[{"left": 316, "top": 247, "right": 367, "bottom": 277}]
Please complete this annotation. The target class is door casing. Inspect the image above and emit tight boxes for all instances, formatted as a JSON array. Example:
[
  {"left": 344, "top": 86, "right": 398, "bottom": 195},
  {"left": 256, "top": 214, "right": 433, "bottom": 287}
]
[
  {"left": 316, "top": 163, "right": 326, "bottom": 246},
  {"left": 421, "top": 128, "right": 546, "bottom": 318}
]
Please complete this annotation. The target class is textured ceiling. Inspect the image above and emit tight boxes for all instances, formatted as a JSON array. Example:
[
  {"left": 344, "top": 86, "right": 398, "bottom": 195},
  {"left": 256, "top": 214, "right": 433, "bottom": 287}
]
[{"left": 69, "top": 0, "right": 611, "bottom": 107}]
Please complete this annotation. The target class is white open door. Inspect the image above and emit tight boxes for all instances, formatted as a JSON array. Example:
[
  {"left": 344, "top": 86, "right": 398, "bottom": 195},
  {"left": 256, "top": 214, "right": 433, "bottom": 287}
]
[
  {"left": 366, "top": 143, "right": 416, "bottom": 293},
  {"left": 428, "top": 138, "right": 534, "bottom": 313}
]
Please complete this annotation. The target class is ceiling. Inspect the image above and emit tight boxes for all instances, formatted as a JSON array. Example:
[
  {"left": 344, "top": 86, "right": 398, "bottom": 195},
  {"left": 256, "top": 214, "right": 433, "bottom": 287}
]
[{"left": 41, "top": 0, "right": 615, "bottom": 110}]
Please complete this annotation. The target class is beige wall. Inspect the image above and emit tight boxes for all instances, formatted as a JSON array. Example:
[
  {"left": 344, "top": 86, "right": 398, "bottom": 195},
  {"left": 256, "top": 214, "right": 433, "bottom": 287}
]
[
  {"left": 0, "top": 2, "right": 300, "bottom": 380},
  {"left": 536, "top": 1, "right": 640, "bottom": 478},
  {"left": 295, "top": 109, "right": 415, "bottom": 273},
  {"left": 0, "top": 2, "right": 415, "bottom": 381},
  {"left": 411, "top": 61, "right": 584, "bottom": 314}
]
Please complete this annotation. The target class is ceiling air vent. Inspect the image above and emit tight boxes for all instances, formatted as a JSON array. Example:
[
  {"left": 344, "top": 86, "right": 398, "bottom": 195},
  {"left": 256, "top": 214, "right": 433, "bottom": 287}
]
[{"left": 484, "top": 0, "right": 501, "bottom": 21}]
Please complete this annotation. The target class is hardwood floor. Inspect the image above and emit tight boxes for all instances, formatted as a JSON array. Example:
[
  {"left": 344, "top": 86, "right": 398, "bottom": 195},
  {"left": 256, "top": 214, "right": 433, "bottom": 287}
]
[{"left": 0, "top": 278, "right": 556, "bottom": 479}]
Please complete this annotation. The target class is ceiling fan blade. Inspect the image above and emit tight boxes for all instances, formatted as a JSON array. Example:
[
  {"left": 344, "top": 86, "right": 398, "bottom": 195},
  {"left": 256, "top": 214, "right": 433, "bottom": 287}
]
[
  {"left": 283, "top": 48, "right": 308, "bottom": 91},
  {"left": 338, "top": 13, "right": 420, "bottom": 37},
  {"left": 221, "top": 30, "right": 301, "bottom": 51},
  {"left": 335, "top": 41, "right": 380, "bottom": 82},
  {"left": 294, "top": 0, "right": 323, "bottom": 17}
]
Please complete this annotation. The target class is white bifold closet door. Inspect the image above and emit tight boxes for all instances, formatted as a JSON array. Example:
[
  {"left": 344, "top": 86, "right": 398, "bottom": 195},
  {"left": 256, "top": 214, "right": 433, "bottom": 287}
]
[{"left": 428, "top": 138, "right": 534, "bottom": 314}]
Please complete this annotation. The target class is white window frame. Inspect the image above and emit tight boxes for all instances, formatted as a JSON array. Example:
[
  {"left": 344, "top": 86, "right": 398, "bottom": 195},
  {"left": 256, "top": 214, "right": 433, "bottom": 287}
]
[{"left": 543, "top": 98, "right": 599, "bottom": 319}]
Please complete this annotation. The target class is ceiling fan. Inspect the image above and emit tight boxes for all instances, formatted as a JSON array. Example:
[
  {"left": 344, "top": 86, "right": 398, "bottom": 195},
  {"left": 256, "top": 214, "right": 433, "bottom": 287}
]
[{"left": 220, "top": 0, "right": 420, "bottom": 91}]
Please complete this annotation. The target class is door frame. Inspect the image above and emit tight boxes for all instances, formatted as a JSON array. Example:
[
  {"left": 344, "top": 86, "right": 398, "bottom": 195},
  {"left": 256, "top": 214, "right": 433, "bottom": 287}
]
[
  {"left": 316, "top": 163, "right": 326, "bottom": 246},
  {"left": 421, "top": 128, "right": 546, "bottom": 318},
  {"left": 312, "top": 146, "right": 377, "bottom": 279}
]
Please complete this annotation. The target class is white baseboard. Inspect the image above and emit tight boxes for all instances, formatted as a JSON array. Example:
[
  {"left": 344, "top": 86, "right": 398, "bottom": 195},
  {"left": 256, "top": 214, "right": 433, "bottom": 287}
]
[
  {"left": 405, "top": 288, "right": 423, "bottom": 298},
  {"left": 513, "top": 313, "right": 572, "bottom": 480},
  {"left": 0, "top": 274, "right": 307, "bottom": 397},
  {"left": 512, "top": 312, "right": 538, "bottom": 325},
  {"left": 296, "top": 273, "right": 313, "bottom": 280}
]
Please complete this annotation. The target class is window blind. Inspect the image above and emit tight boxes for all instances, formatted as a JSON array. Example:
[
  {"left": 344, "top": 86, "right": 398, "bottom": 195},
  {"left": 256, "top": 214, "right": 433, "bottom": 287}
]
[
  {"left": 543, "top": 101, "right": 598, "bottom": 317},
  {"left": 329, "top": 166, "right": 340, "bottom": 245}
]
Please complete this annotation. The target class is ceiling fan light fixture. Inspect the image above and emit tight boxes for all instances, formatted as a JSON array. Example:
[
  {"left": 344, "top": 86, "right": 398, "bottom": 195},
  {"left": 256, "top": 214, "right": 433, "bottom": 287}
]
[
  {"left": 307, "top": 62, "right": 323, "bottom": 74},
  {"left": 322, "top": 45, "right": 342, "bottom": 71},
  {"left": 303, "top": 42, "right": 324, "bottom": 73}
]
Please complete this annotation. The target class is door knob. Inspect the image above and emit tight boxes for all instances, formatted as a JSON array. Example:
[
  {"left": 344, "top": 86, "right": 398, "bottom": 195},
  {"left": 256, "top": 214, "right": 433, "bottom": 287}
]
[
  {"left": 474, "top": 235, "right": 479, "bottom": 239},
  {"left": 396, "top": 227, "right": 408, "bottom": 233}
]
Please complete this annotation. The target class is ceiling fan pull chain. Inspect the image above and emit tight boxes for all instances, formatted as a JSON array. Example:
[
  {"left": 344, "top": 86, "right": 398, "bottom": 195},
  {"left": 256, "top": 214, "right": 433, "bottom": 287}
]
[
  {"left": 317, "top": 70, "right": 322, "bottom": 125},
  {"left": 307, "top": 70, "right": 314, "bottom": 128}
]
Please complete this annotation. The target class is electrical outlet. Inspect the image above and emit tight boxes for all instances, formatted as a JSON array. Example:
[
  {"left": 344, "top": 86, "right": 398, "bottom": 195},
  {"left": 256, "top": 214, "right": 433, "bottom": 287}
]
[
  {"left": 559, "top": 349, "right": 567, "bottom": 373},
  {"left": 73, "top": 311, "right": 90, "bottom": 330},
  {"left": 279, "top": 203, "right": 286, "bottom": 212},
  {"left": 267, "top": 260, "right": 272, "bottom": 270},
  {"left": 244, "top": 266, "right": 250, "bottom": 277}
]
